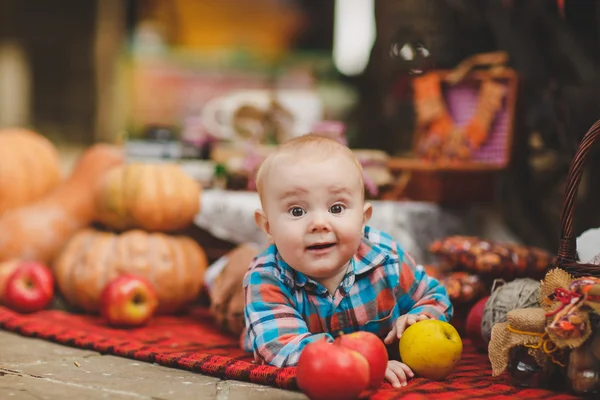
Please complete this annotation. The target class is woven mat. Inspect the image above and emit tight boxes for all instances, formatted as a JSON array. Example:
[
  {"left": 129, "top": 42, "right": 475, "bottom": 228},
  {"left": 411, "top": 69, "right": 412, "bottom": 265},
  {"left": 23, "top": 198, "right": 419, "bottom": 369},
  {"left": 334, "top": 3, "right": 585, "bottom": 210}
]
[{"left": 0, "top": 305, "right": 577, "bottom": 399}]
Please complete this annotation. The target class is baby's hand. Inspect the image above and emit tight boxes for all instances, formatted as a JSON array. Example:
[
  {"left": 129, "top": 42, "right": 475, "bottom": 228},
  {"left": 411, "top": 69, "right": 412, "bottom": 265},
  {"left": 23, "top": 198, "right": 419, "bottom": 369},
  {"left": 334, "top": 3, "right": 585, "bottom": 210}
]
[
  {"left": 385, "top": 360, "right": 414, "bottom": 387},
  {"left": 383, "top": 314, "right": 429, "bottom": 344}
]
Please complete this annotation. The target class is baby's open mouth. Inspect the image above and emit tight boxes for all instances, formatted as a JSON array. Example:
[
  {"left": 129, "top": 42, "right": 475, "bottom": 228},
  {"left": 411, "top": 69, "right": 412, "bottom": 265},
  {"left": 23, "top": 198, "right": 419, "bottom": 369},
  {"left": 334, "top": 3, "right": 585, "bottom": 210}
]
[{"left": 306, "top": 243, "right": 336, "bottom": 250}]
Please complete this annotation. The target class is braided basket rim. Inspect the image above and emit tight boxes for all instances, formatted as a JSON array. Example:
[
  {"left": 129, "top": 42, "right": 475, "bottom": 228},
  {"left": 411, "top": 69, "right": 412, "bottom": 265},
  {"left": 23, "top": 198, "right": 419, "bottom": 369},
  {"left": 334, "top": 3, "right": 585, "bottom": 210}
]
[{"left": 553, "top": 120, "right": 600, "bottom": 277}]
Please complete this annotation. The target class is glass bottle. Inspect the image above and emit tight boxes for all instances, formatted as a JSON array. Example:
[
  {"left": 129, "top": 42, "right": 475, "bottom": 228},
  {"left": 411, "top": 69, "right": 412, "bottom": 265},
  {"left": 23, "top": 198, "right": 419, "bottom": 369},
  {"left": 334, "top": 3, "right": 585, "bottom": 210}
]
[
  {"left": 507, "top": 345, "right": 551, "bottom": 388},
  {"left": 566, "top": 336, "right": 600, "bottom": 395}
]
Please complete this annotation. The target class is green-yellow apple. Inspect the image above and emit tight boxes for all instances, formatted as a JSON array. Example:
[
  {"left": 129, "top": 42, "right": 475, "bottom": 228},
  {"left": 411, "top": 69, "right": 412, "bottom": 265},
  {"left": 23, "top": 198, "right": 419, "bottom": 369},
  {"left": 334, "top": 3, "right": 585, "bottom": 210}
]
[
  {"left": 399, "top": 319, "right": 462, "bottom": 381},
  {"left": 100, "top": 274, "right": 158, "bottom": 328}
]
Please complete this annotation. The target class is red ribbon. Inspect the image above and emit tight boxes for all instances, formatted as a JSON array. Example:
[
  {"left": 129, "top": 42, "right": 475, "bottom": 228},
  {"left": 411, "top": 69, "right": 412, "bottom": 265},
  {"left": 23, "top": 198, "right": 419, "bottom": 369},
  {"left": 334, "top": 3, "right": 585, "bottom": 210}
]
[{"left": 545, "top": 287, "right": 582, "bottom": 317}]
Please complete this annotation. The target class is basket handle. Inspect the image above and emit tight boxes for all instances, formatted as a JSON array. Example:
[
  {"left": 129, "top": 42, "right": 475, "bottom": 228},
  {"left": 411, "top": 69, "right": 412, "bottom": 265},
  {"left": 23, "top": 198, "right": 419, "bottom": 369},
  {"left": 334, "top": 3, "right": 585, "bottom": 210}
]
[{"left": 556, "top": 120, "right": 600, "bottom": 265}]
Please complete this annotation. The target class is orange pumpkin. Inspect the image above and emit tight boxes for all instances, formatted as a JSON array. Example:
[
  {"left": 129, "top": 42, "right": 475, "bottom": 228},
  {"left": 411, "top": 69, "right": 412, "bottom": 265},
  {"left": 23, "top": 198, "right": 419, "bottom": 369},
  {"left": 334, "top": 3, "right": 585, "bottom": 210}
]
[
  {"left": 0, "top": 144, "right": 124, "bottom": 264},
  {"left": 0, "top": 128, "right": 62, "bottom": 215},
  {"left": 54, "top": 228, "right": 208, "bottom": 314},
  {"left": 95, "top": 163, "right": 202, "bottom": 232}
]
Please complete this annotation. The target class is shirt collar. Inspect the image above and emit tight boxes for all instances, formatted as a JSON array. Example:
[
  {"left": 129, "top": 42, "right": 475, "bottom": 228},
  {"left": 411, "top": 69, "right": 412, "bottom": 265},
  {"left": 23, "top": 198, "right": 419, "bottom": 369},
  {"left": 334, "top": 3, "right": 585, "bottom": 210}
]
[
  {"left": 352, "top": 236, "right": 388, "bottom": 275},
  {"left": 275, "top": 251, "right": 324, "bottom": 293},
  {"left": 274, "top": 236, "right": 388, "bottom": 293}
]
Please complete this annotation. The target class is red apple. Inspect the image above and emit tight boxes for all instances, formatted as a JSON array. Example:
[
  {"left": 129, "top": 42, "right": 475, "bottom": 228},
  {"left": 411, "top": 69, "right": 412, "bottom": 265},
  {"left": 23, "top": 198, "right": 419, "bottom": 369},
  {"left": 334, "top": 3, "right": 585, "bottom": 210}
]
[
  {"left": 100, "top": 274, "right": 158, "bottom": 328},
  {"left": 296, "top": 338, "right": 370, "bottom": 400},
  {"left": 0, "top": 260, "right": 20, "bottom": 303},
  {"left": 334, "top": 331, "right": 388, "bottom": 390},
  {"left": 465, "top": 296, "right": 489, "bottom": 351},
  {"left": 3, "top": 261, "right": 54, "bottom": 313}
]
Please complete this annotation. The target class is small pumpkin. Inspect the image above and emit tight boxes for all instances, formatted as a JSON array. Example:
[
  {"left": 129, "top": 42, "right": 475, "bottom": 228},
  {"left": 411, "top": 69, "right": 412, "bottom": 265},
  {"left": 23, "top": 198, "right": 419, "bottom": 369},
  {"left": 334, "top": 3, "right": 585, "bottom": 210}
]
[
  {"left": 54, "top": 228, "right": 207, "bottom": 314},
  {"left": 0, "top": 128, "right": 62, "bottom": 215},
  {"left": 95, "top": 163, "right": 202, "bottom": 232}
]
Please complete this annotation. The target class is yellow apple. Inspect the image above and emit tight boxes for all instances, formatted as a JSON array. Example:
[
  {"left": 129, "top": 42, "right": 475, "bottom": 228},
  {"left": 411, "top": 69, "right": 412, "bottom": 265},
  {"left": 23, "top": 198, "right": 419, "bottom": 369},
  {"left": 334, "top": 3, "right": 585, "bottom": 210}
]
[{"left": 399, "top": 319, "right": 463, "bottom": 381}]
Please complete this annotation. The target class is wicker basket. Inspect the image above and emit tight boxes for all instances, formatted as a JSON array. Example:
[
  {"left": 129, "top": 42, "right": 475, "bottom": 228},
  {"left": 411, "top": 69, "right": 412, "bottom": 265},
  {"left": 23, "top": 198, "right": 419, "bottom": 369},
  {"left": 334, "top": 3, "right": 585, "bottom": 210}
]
[
  {"left": 540, "top": 120, "right": 600, "bottom": 395},
  {"left": 383, "top": 69, "right": 518, "bottom": 204},
  {"left": 553, "top": 120, "right": 600, "bottom": 276}
]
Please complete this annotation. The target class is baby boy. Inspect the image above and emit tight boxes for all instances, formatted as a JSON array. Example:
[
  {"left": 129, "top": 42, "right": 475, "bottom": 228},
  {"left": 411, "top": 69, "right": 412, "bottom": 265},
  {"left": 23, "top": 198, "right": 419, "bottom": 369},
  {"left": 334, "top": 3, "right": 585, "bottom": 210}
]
[{"left": 242, "top": 134, "right": 453, "bottom": 387}]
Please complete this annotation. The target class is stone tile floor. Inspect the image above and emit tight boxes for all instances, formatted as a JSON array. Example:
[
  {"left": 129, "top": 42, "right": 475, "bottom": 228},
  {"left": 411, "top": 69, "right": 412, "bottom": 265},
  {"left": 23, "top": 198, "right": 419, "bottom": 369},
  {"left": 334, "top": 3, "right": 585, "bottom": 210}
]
[{"left": 0, "top": 330, "right": 307, "bottom": 400}]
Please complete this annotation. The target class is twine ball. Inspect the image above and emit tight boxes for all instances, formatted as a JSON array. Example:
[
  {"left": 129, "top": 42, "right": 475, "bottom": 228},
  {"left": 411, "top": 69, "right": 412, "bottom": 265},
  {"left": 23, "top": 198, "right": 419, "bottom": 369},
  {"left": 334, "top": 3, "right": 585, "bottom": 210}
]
[{"left": 481, "top": 278, "right": 541, "bottom": 344}]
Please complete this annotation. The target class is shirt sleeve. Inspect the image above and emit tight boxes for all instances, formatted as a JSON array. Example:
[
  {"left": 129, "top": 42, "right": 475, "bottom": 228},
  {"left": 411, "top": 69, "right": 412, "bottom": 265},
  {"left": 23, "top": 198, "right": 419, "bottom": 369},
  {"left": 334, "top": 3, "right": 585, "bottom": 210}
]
[
  {"left": 395, "top": 247, "right": 454, "bottom": 321},
  {"left": 243, "top": 265, "right": 333, "bottom": 367}
]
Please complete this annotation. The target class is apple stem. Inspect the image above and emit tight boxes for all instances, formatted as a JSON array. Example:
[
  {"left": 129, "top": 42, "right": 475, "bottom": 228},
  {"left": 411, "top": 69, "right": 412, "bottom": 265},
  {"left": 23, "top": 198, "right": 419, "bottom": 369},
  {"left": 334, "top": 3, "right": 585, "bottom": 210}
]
[{"left": 132, "top": 293, "right": 144, "bottom": 305}]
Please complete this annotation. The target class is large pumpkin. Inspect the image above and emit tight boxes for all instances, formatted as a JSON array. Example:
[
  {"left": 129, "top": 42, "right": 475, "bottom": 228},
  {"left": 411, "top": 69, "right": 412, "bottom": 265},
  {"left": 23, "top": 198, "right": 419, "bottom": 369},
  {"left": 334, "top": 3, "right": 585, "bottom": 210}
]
[
  {"left": 95, "top": 163, "right": 202, "bottom": 232},
  {"left": 54, "top": 228, "right": 207, "bottom": 314},
  {"left": 0, "top": 128, "right": 62, "bottom": 215},
  {"left": 0, "top": 144, "right": 124, "bottom": 264}
]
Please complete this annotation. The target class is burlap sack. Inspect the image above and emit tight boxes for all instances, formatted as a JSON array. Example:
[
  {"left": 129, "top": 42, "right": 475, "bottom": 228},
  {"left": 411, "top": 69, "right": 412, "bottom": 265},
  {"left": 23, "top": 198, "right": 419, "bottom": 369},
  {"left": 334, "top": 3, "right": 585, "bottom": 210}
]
[
  {"left": 488, "top": 307, "right": 548, "bottom": 376},
  {"left": 539, "top": 268, "right": 572, "bottom": 315}
]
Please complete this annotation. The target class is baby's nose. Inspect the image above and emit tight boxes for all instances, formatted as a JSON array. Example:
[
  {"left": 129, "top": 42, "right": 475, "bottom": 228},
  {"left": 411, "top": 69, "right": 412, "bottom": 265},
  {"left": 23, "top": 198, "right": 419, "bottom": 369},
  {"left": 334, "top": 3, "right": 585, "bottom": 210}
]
[{"left": 309, "top": 212, "right": 331, "bottom": 232}]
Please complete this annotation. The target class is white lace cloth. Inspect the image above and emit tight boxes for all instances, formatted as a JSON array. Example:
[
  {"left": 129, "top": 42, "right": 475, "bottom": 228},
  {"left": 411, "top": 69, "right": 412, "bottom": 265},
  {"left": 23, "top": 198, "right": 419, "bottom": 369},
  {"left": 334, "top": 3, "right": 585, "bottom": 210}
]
[
  {"left": 577, "top": 227, "right": 600, "bottom": 263},
  {"left": 194, "top": 189, "right": 466, "bottom": 264}
]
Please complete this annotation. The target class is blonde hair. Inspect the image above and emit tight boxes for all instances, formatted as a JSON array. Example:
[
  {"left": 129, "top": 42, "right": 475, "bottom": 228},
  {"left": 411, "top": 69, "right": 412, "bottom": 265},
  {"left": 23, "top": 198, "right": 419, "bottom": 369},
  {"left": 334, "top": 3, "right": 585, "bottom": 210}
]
[{"left": 255, "top": 134, "right": 364, "bottom": 201}]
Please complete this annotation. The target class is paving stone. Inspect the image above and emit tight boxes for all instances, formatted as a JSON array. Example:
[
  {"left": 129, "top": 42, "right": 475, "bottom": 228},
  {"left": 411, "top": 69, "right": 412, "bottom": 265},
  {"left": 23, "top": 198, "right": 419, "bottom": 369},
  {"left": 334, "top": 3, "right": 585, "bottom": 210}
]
[
  {"left": 226, "top": 381, "right": 308, "bottom": 400},
  {"left": 0, "top": 371, "right": 142, "bottom": 399},
  {"left": 0, "top": 331, "right": 99, "bottom": 365},
  {"left": 8, "top": 353, "right": 219, "bottom": 400}
]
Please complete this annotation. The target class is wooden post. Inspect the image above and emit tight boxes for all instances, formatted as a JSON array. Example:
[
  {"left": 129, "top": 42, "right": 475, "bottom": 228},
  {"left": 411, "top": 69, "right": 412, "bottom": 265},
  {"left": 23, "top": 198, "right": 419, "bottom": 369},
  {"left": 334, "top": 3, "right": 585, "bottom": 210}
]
[
  {"left": 0, "top": 40, "right": 31, "bottom": 128},
  {"left": 93, "top": 0, "right": 126, "bottom": 143},
  {"left": 0, "top": 1, "right": 30, "bottom": 128}
]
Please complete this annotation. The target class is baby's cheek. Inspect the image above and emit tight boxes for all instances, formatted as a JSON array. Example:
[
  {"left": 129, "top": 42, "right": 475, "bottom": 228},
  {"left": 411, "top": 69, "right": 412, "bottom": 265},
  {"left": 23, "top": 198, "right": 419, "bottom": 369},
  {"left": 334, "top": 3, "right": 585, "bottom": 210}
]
[
  {"left": 273, "top": 228, "right": 303, "bottom": 254},
  {"left": 341, "top": 225, "right": 363, "bottom": 245}
]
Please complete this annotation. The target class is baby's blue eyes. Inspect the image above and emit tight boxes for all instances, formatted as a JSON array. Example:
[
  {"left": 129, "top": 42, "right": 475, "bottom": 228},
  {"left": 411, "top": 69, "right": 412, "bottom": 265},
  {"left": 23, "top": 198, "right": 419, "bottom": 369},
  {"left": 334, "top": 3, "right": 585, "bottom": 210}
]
[{"left": 288, "top": 205, "right": 346, "bottom": 217}]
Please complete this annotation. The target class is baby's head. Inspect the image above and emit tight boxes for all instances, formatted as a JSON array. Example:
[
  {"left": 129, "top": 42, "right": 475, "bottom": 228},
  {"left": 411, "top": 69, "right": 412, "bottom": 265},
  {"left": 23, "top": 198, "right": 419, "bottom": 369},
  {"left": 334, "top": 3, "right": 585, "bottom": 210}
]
[
  {"left": 256, "top": 134, "right": 365, "bottom": 200},
  {"left": 254, "top": 134, "right": 372, "bottom": 285}
]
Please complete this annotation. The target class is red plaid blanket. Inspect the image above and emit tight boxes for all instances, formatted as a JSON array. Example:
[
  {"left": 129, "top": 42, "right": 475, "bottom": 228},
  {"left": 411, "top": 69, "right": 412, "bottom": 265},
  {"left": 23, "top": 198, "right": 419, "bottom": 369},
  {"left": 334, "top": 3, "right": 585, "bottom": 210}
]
[{"left": 0, "top": 306, "right": 577, "bottom": 399}]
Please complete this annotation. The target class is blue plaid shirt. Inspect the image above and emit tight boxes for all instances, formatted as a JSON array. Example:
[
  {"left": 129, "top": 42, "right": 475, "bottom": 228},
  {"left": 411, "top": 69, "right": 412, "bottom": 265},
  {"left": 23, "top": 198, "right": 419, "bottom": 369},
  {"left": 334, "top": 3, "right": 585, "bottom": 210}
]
[{"left": 242, "top": 226, "right": 453, "bottom": 367}]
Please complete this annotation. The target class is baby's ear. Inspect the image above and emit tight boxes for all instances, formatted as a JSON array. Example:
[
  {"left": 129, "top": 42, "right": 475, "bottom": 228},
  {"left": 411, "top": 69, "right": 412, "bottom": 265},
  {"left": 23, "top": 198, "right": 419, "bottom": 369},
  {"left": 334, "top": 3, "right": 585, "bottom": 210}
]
[
  {"left": 254, "top": 209, "right": 271, "bottom": 238},
  {"left": 362, "top": 202, "right": 373, "bottom": 228}
]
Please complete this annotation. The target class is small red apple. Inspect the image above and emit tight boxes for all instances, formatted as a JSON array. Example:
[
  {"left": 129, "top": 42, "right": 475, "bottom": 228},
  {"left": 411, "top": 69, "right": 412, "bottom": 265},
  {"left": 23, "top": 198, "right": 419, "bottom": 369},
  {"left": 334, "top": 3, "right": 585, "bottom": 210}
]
[
  {"left": 100, "top": 274, "right": 158, "bottom": 328},
  {"left": 296, "top": 338, "right": 370, "bottom": 400},
  {"left": 466, "top": 296, "right": 489, "bottom": 351},
  {"left": 334, "top": 331, "right": 388, "bottom": 390},
  {"left": 0, "top": 260, "right": 20, "bottom": 303},
  {"left": 3, "top": 261, "right": 54, "bottom": 313}
]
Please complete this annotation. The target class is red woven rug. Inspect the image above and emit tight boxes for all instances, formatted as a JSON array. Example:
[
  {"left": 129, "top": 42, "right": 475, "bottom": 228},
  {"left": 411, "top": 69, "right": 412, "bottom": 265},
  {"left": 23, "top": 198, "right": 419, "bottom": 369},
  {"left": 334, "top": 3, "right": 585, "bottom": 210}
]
[{"left": 0, "top": 305, "right": 577, "bottom": 399}]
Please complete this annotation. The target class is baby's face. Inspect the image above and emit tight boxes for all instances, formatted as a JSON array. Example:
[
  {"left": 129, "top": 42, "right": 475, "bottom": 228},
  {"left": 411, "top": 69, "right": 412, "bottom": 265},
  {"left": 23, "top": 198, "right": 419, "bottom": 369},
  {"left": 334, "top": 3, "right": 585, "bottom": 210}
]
[{"left": 259, "top": 152, "right": 370, "bottom": 282}]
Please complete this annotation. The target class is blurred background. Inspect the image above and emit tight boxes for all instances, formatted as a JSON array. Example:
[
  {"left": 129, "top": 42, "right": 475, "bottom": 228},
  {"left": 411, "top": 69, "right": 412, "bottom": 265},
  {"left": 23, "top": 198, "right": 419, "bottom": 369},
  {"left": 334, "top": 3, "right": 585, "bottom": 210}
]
[{"left": 2, "top": 0, "right": 600, "bottom": 251}]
